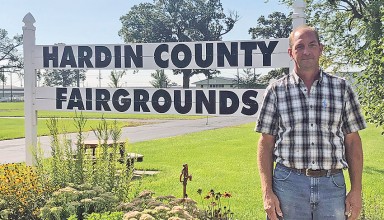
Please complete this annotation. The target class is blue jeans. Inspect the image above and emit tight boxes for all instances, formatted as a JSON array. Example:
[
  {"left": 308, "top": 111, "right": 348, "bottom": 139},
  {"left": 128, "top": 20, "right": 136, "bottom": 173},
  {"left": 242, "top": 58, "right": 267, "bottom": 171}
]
[{"left": 271, "top": 163, "right": 346, "bottom": 220}]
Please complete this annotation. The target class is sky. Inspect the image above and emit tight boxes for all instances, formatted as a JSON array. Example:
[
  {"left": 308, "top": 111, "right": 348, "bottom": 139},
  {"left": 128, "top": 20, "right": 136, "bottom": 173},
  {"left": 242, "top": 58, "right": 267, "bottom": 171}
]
[{"left": 1, "top": 0, "right": 291, "bottom": 87}]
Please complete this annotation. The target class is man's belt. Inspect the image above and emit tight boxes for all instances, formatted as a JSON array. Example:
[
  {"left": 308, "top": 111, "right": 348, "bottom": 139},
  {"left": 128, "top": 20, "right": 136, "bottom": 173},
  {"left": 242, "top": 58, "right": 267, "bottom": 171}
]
[{"left": 282, "top": 164, "right": 342, "bottom": 177}]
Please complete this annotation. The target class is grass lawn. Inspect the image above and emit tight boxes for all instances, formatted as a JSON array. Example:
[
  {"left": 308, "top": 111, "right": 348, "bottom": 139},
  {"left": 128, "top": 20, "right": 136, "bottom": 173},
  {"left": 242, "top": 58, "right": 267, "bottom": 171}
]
[
  {"left": 0, "top": 102, "right": 205, "bottom": 119},
  {"left": 0, "top": 102, "right": 204, "bottom": 140},
  {"left": 0, "top": 118, "right": 148, "bottom": 140},
  {"left": 132, "top": 123, "right": 384, "bottom": 220}
]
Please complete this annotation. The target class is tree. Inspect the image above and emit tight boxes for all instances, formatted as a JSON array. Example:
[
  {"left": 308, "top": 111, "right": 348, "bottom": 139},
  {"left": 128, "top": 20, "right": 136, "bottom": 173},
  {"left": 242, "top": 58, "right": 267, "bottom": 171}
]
[
  {"left": 150, "top": 69, "right": 171, "bottom": 88},
  {"left": 235, "top": 68, "right": 265, "bottom": 89},
  {"left": 0, "top": 29, "right": 23, "bottom": 86},
  {"left": 108, "top": 70, "right": 126, "bottom": 88},
  {"left": 277, "top": 0, "right": 384, "bottom": 133},
  {"left": 119, "top": 0, "right": 238, "bottom": 88},
  {"left": 0, "top": 29, "right": 23, "bottom": 71},
  {"left": 248, "top": 11, "right": 292, "bottom": 84},
  {"left": 43, "top": 69, "right": 86, "bottom": 87},
  {"left": 259, "top": 68, "right": 289, "bottom": 85},
  {"left": 0, "top": 69, "right": 6, "bottom": 97},
  {"left": 356, "top": 38, "right": 384, "bottom": 134},
  {"left": 248, "top": 11, "right": 292, "bottom": 39}
]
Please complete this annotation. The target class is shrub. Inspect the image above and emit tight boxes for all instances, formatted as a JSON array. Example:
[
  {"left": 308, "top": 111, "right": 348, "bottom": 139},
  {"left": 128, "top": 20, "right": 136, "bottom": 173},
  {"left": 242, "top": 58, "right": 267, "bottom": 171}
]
[
  {"left": 72, "top": 211, "right": 123, "bottom": 220},
  {"left": 36, "top": 114, "right": 136, "bottom": 202},
  {"left": 117, "top": 190, "right": 205, "bottom": 219},
  {"left": 39, "top": 183, "right": 120, "bottom": 220},
  {"left": 0, "top": 163, "right": 54, "bottom": 220}
]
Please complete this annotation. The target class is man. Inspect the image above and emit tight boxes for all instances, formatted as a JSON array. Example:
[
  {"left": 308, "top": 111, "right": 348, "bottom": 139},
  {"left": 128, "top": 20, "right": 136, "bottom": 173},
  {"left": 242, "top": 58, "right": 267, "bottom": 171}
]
[{"left": 255, "top": 25, "right": 366, "bottom": 220}]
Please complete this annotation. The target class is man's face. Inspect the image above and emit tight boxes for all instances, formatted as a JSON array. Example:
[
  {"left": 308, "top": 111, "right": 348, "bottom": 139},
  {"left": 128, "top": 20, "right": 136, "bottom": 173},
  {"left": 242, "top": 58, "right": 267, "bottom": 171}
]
[{"left": 288, "top": 29, "right": 323, "bottom": 71}]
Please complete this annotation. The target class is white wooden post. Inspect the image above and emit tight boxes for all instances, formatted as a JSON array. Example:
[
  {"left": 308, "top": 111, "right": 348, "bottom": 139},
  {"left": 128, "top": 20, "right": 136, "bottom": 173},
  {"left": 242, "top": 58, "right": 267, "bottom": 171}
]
[
  {"left": 292, "top": 0, "right": 306, "bottom": 29},
  {"left": 290, "top": 0, "right": 307, "bottom": 71},
  {"left": 23, "top": 13, "right": 37, "bottom": 166}
]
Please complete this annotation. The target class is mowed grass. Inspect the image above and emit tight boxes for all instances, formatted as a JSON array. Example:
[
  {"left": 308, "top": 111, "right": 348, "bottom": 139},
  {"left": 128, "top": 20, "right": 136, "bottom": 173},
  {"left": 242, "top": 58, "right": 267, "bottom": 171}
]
[
  {"left": 132, "top": 123, "right": 384, "bottom": 220},
  {"left": 0, "top": 118, "right": 147, "bottom": 140},
  {"left": 0, "top": 102, "right": 204, "bottom": 140},
  {"left": 132, "top": 123, "right": 263, "bottom": 219},
  {"left": 0, "top": 102, "right": 205, "bottom": 119}
]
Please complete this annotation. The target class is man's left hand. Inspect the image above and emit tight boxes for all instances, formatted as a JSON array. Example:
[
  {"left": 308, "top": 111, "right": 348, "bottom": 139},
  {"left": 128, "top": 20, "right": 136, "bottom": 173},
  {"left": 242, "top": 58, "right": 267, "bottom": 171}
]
[{"left": 345, "top": 190, "right": 362, "bottom": 220}]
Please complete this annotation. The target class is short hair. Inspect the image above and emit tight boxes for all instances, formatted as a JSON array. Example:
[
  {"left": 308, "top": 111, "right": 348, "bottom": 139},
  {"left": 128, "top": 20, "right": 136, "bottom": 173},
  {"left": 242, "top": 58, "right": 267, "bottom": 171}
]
[{"left": 289, "top": 25, "right": 321, "bottom": 48}]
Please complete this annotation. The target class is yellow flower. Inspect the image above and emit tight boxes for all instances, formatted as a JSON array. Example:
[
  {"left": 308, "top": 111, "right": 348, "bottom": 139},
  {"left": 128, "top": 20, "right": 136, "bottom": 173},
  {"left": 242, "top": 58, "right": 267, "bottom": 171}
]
[{"left": 223, "top": 192, "right": 232, "bottom": 198}]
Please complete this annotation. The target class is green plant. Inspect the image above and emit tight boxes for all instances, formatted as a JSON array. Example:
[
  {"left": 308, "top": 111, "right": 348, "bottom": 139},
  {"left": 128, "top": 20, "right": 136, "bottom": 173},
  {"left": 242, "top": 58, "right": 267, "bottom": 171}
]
[
  {"left": 30, "top": 112, "right": 142, "bottom": 219},
  {"left": 38, "top": 113, "right": 136, "bottom": 201},
  {"left": 0, "top": 163, "right": 54, "bottom": 220},
  {"left": 90, "top": 117, "right": 135, "bottom": 201},
  {"left": 44, "top": 113, "right": 90, "bottom": 188},
  {"left": 71, "top": 211, "right": 123, "bottom": 220},
  {"left": 73, "top": 111, "right": 88, "bottom": 185},
  {"left": 117, "top": 190, "right": 204, "bottom": 219},
  {"left": 197, "top": 189, "right": 234, "bottom": 220},
  {"left": 39, "top": 184, "right": 120, "bottom": 220}
]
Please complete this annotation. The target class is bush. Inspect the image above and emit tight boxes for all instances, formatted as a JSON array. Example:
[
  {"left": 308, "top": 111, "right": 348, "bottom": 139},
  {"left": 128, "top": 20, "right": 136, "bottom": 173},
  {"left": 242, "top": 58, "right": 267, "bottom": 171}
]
[
  {"left": 0, "top": 163, "right": 54, "bottom": 220},
  {"left": 39, "top": 183, "right": 120, "bottom": 220},
  {"left": 117, "top": 190, "right": 205, "bottom": 219},
  {"left": 72, "top": 212, "right": 123, "bottom": 220},
  {"left": 0, "top": 113, "right": 138, "bottom": 220},
  {"left": 39, "top": 114, "right": 135, "bottom": 202}
]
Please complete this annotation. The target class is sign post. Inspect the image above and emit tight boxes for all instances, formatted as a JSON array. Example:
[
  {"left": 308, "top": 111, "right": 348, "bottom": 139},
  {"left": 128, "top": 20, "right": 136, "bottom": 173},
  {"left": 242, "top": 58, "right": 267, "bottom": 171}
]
[
  {"left": 23, "top": 13, "right": 37, "bottom": 166},
  {"left": 292, "top": 0, "right": 306, "bottom": 29},
  {"left": 290, "top": 0, "right": 307, "bottom": 75}
]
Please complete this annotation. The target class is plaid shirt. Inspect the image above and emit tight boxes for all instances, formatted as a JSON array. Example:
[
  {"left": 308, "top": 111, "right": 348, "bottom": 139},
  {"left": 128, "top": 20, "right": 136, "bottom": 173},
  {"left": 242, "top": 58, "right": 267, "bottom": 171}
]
[{"left": 255, "top": 70, "right": 366, "bottom": 170}]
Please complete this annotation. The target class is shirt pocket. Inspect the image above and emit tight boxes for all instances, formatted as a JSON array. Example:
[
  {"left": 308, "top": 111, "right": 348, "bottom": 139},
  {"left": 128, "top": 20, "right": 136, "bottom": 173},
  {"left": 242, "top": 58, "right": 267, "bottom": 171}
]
[{"left": 320, "top": 101, "right": 343, "bottom": 128}]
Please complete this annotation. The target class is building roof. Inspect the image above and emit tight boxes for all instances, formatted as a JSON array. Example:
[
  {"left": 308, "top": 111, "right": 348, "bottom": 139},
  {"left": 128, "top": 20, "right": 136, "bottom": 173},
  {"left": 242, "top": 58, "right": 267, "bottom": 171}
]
[
  {"left": 192, "top": 77, "right": 237, "bottom": 85},
  {"left": 1, "top": 85, "right": 23, "bottom": 90}
]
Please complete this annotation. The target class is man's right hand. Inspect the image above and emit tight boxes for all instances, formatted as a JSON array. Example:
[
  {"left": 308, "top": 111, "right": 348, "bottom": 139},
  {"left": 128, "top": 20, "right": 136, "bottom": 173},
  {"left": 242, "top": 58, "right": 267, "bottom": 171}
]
[{"left": 263, "top": 191, "right": 283, "bottom": 220}]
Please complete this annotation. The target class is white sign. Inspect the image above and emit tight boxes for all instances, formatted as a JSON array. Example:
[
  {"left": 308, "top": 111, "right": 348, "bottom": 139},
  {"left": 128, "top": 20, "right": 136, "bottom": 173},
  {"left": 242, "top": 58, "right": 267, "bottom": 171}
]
[
  {"left": 35, "top": 87, "right": 264, "bottom": 116},
  {"left": 34, "top": 39, "right": 290, "bottom": 69},
  {"left": 23, "top": 8, "right": 305, "bottom": 165}
]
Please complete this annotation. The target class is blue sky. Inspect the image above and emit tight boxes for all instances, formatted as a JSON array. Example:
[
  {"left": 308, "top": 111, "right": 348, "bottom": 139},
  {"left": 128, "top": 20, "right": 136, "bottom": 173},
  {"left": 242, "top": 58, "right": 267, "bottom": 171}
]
[{"left": 1, "top": 0, "right": 291, "bottom": 87}]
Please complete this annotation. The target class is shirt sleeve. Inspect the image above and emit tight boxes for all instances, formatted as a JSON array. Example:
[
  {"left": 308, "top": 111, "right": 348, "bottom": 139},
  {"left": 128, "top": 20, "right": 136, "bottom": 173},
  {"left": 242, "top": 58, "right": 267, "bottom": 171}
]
[
  {"left": 342, "top": 82, "right": 367, "bottom": 134},
  {"left": 255, "top": 85, "right": 279, "bottom": 136}
]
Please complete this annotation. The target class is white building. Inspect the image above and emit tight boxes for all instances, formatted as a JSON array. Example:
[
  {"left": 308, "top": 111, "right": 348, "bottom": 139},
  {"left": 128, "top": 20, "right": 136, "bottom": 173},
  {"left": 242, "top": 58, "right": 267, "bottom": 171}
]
[
  {"left": 192, "top": 77, "right": 238, "bottom": 89},
  {"left": 0, "top": 85, "right": 24, "bottom": 102}
]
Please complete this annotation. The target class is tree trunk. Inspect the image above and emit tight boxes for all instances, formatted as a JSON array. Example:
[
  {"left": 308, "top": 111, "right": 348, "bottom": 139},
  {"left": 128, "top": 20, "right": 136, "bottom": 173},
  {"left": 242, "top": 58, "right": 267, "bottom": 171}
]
[
  {"left": 182, "top": 69, "right": 192, "bottom": 88},
  {"left": 76, "top": 71, "right": 80, "bottom": 87}
]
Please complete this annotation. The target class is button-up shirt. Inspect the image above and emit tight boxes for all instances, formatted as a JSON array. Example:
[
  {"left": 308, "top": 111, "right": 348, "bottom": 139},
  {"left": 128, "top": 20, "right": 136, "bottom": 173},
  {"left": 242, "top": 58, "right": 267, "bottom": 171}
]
[{"left": 255, "top": 70, "right": 366, "bottom": 170}]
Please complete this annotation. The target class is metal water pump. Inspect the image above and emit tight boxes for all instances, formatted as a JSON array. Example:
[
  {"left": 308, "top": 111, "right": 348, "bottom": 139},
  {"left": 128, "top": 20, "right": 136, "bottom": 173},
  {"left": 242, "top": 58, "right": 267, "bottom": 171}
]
[{"left": 179, "top": 163, "right": 192, "bottom": 198}]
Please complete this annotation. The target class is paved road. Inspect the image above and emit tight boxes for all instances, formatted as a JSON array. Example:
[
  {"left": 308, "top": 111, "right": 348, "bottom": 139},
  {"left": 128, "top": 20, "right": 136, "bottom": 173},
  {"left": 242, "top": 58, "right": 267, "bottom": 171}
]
[{"left": 0, "top": 116, "right": 256, "bottom": 164}]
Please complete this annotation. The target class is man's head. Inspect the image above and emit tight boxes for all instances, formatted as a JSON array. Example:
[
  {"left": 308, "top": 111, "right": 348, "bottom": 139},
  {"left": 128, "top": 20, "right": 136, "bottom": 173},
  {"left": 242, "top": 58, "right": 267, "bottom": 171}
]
[{"left": 288, "top": 25, "right": 323, "bottom": 73}]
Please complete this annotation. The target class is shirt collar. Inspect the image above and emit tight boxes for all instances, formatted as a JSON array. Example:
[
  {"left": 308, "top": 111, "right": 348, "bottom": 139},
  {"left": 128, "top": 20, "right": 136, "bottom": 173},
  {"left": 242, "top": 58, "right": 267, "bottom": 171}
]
[
  {"left": 318, "top": 69, "right": 324, "bottom": 84},
  {"left": 290, "top": 69, "right": 324, "bottom": 85}
]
